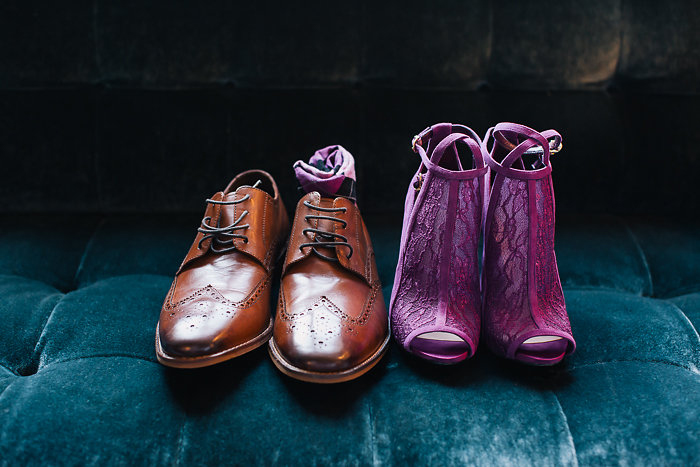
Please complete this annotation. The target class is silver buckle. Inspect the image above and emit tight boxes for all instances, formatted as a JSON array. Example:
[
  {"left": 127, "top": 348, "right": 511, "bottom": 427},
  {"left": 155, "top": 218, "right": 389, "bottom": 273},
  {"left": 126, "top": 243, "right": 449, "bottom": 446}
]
[{"left": 523, "top": 139, "right": 563, "bottom": 156}]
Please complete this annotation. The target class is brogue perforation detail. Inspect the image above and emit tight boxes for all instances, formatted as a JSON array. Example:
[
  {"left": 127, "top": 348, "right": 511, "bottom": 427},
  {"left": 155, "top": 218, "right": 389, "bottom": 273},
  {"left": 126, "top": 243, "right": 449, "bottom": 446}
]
[
  {"left": 164, "top": 276, "right": 270, "bottom": 314},
  {"left": 278, "top": 286, "right": 378, "bottom": 327}
]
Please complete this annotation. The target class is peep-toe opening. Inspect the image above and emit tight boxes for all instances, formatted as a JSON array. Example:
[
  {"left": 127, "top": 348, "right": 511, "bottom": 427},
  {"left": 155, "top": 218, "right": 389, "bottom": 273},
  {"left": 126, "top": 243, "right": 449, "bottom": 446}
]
[
  {"left": 404, "top": 326, "right": 476, "bottom": 365},
  {"left": 508, "top": 328, "right": 576, "bottom": 366},
  {"left": 413, "top": 332, "right": 470, "bottom": 361},
  {"left": 516, "top": 337, "right": 569, "bottom": 365}
]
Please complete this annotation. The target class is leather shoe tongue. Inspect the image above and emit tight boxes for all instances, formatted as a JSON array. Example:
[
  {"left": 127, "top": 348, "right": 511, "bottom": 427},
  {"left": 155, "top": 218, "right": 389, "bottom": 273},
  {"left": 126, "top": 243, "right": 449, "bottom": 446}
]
[{"left": 219, "top": 185, "right": 256, "bottom": 227}]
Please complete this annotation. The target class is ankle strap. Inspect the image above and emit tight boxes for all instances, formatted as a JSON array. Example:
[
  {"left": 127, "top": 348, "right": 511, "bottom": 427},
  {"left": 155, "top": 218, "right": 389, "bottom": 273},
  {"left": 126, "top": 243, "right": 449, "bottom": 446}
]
[
  {"left": 483, "top": 123, "right": 562, "bottom": 180},
  {"left": 412, "top": 124, "right": 488, "bottom": 179},
  {"left": 412, "top": 123, "right": 481, "bottom": 153}
]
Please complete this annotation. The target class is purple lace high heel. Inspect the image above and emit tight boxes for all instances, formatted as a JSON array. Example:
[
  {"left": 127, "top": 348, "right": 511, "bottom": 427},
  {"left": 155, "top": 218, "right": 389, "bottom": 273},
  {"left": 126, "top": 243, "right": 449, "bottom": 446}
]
[
  {"left": 482, "top": 122, "right": 576, "bottom": 366},
  {"left": 390, "top": 123, "right": 488, "bottom": 364}
]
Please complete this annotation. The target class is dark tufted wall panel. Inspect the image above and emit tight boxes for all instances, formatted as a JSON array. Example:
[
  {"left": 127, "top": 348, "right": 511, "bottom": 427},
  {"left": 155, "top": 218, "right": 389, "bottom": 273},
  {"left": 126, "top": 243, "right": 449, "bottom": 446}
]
[
  {"left": 1, "top": 0, "right": 699, "bottom": 91},
  {"left": 1, "top": 89, "right": 699, "bottom": 215},
  {"left": 0, "top": 1, "right": 699, "bottom": 215}
]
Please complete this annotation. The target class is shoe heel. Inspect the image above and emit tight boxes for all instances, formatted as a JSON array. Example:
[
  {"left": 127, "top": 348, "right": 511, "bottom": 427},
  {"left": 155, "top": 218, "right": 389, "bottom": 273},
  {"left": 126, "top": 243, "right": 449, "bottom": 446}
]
[
  {"left": 390, "top": 123, "right": 487, "bottom": 364},
  {"left": 481, "top": 123, "right": 576, "bottom": 365}
]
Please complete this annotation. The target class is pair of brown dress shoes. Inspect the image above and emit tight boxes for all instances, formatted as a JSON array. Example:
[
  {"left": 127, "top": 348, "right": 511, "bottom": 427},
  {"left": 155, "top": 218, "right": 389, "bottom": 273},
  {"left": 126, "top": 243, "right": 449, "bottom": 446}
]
[{"left": 155, "top": 168, "right": 389, "bottom": 383}]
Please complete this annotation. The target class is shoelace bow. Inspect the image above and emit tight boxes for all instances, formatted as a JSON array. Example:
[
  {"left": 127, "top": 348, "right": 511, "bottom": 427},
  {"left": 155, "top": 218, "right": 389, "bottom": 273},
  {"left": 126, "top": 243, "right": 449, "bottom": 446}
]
[
  {"left": 197, "top": 180, "right": 261, "bottom": 254},
  {"left": 299, "top": 201, "right": 353, "bottom": 262}
]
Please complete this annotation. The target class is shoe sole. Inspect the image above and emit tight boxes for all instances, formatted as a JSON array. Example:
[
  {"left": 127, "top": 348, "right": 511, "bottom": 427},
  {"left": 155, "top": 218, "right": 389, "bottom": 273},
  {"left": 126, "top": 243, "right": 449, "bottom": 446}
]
[
  {"left": 514, "top": 352, "right": 567, "bottom": 366},
  {"left": 267, "top": 332, "right": 391, "bottom": 384},
  {"left": 155, "top": 318, "right": 273, "bottom": 369}
]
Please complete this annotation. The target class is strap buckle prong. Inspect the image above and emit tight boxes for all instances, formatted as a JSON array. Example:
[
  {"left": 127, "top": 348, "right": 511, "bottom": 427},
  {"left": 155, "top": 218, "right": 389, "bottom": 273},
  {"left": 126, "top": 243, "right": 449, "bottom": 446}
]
[
  {"left": 411, "top": 134, "right": 422, "bottom": 153},
  {"left": 411, "top": 126, "right": 432, "bottom": 153}
]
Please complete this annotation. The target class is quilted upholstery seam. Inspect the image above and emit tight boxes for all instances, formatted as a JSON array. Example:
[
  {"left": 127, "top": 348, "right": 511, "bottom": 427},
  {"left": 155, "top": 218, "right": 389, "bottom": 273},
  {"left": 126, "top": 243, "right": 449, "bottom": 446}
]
[
  {"left": 0, "top": 377, "right": 20, "bottom": 448},
  {"left": 571, "top": 358, "right": 700, "bottom": 375},
  {"left": 27, "top": 292, "right": 65, "bottom": 372},
  {"left": 0, "top": 274, "right": 63, "bottom": 294},
  {"left": 621, "top": 220, "right": 654, "bottom": 297},
  {"left": 35, "top": 353, "right": 158, "bottom": 373},
  {"left": 72, "top": 272, "right": 173, "bottom": 288},
  {"left": 0, "top": 377, "right": 17, "bottom": 404},
  {"left": 0, "top": 272, "right": 173, "bottom": 292},
  {"left": 562, "top": 285, "right": 647, "bottom": 295},
  {"left": 659, "top": 285, "right": 700, "bottom": 300},
  {"left": 550, "top": 392, "right": 579, "bottom": 467},
  {"left": 0, "top": 362, "right": 17, "bottom": 377},
  {"left": 366, "top": 399, "right": 378, "bottom": 466},
  {"left": 174, "top": 417, "right": 188, "bottom": 466},
  {"left": 72, "top": 218, "right": 106, "bottom": 288},
  {"left": 666, "top": 301, "right": 700, "bottom": 347}
]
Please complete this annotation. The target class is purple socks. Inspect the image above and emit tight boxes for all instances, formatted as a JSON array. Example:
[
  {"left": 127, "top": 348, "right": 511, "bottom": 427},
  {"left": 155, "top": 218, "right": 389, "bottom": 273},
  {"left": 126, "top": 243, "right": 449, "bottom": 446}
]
[{"left": 293, "top": 145, "right": 357, "bottom": 199}]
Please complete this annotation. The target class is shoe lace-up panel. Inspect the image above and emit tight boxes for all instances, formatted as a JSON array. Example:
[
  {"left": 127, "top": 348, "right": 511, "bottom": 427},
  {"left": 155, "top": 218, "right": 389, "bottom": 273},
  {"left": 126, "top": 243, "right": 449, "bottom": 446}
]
[
  {"left": 284, "top": 193, "right": 372, "bottom": 285},
  {"left": 197, "top": 180, "right": 264, "bottom": 254},
  {"left": 298, "top": 200, "right": 353, "bottom": 262},
  {"left": 197, "top": 194, "right": 251, "bottom": 253},
  {"left": 177, "top": 179, "right": 283, "bottom": 275}
]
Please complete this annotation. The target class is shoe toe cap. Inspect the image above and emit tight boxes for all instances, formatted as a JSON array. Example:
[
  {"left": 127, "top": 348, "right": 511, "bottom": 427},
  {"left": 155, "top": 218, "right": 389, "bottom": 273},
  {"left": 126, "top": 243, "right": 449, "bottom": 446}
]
[
  {"left": 158, "top": 298, "right": 268, "bottom": 358},
  {"left": 158, "top": 316, "right": 226, "bottom": 358},
  {"left": 273, "top": 298, "right": 386, "bottom": 374},
  {"left": 275, "top": 338, "right": 360, "bottom": 373}
]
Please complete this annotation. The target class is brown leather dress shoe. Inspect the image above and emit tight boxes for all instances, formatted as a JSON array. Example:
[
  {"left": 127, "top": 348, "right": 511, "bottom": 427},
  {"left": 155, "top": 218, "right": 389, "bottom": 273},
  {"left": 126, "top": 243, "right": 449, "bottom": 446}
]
[
  {"left": 268, "top": 192, "right": 390, "bottom": 383},
  {"left": 156, "top": 170, "right": 289, "bottom": 368}
]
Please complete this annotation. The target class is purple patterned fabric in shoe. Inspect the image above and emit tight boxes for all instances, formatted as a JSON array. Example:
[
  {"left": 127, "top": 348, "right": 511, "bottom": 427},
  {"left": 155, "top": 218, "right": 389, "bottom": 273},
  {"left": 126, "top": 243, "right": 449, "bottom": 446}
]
[
  {"left": 294, "top": 145, "right": 356, "bottom": 198},
  {"left": 481, "top": 122, "right": 576, "bottom": 366},
  {"left": 390, "top": 123, "right": 487, "bottom": 364}
]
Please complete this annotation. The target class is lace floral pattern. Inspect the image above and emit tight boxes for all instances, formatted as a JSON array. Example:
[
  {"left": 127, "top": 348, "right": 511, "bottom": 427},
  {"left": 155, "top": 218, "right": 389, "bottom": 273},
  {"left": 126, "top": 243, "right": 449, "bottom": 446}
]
[
  {"left": 483, "top": 174, "right": 574, "bottom": 357},
  {"left": 444, "top": 178, "right": 482, "bottom": 341},
  {"left": 534, "top": 177, "right": 571, "bottom": 333},
  {"left": 483, "top": 177, "right": 532, "bottom": 356},
  {"left": 391, "top": 175, "right": 448, "bottom": 344}
]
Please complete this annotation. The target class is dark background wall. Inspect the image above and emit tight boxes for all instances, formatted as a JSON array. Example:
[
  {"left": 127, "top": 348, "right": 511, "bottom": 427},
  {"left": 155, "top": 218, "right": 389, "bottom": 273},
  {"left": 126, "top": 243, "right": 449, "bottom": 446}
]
[{"left": 1, "top": 1, "right": 699, "bottom": 215}]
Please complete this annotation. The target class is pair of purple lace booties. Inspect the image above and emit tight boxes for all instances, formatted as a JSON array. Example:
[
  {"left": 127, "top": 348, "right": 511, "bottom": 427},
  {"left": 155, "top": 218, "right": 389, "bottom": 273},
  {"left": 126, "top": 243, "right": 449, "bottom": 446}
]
[{"left": 390, "top": 122, "right": 576, "bottom": 366}]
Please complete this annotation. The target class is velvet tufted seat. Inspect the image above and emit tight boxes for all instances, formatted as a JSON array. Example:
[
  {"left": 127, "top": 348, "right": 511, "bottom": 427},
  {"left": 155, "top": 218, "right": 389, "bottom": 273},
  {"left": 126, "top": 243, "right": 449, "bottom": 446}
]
[
  {"left": 0, "top": 213, "right": 698, "bottom": 464},
  {"left": 1, "top": 0, "right": 700, "bottom": 464}
]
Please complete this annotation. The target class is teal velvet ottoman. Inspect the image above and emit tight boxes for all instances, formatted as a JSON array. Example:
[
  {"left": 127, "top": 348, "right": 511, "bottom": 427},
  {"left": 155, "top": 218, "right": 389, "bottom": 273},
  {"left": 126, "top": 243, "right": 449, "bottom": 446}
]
[{"left": 0, "top": 214, "right": 698, "bottom": 465}]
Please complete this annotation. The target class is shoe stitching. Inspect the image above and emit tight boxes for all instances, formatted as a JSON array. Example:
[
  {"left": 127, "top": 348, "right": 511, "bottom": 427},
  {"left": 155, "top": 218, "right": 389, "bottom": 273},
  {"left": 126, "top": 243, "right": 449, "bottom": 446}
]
[
  {"left": 279, "top": 285, "right": 378, "bottom": 327},
  {"left": 261, "top": 194, "right": 268, "bottom": 265},
  {"left": 269, "top": 332, "right": 390, "bottom": 377},
  {"left": 164, "top": 275, "right": 270, "bottom": 313},
  {"left": 156, "top": 318, "right": 273, "bottom": 362},
  {"left": 284, "top": 194, "right": 314, "bottom": 269}
]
